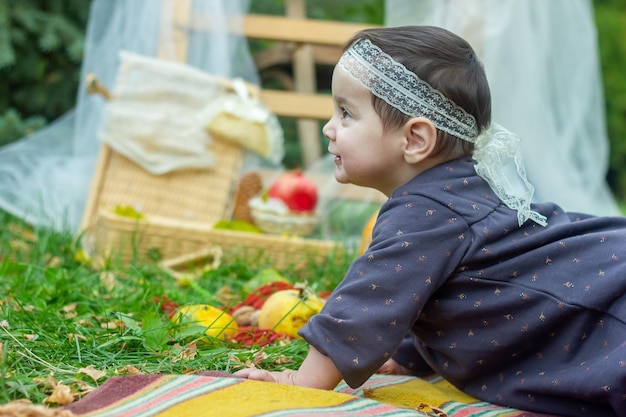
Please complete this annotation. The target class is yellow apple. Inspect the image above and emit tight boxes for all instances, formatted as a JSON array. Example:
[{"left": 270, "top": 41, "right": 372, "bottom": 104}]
[
  {"left": 173, "top": 304, "right": 239, "bottom": 341},
  {"left": 258, "top": 289, "right": 324, "bottom": 338}
]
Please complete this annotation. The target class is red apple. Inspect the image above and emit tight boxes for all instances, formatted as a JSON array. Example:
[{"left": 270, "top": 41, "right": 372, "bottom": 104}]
[{"left": 268, "top": 170, "right": 318, "bottom": 213}]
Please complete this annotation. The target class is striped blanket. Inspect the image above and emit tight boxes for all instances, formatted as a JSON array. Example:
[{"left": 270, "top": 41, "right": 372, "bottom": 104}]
[{"left": 63, "top": 373, "right": 560, "bottom": 417}]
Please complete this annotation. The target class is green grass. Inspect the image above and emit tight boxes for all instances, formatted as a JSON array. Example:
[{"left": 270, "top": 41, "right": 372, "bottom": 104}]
[{"left": 0, "top": 209, "right": 352, "bottom": 406}]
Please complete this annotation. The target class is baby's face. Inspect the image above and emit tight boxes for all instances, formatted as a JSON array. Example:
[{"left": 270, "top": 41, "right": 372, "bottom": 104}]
[{"left": 323, "top": 66, "right": 406, "bottom": 195}]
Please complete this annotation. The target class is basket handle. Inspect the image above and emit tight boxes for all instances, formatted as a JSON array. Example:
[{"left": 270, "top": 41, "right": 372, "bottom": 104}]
[{"left": 85, "top": 73, "right": 111, "bottom": 100}]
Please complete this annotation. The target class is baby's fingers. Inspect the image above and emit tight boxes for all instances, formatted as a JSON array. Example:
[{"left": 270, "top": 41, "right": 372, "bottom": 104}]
[
  {"left": 233, "top": 368, "right": 277, "bottom": 383},
  {"left": 232, "top": 368, "right": 255, "bottom": 378}
]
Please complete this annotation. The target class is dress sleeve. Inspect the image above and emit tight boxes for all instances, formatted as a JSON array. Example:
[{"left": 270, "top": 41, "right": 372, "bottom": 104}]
[{"left": 298, "top": 194, "right": 470, "bottom": 387}]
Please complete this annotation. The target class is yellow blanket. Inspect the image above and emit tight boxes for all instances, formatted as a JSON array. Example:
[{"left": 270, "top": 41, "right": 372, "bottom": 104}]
[{"left": 61, "top": 373, "right": 561, "bottom": 417}]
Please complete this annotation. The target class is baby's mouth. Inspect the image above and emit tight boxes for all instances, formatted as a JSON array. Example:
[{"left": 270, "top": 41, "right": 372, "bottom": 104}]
[{"left": 328, "top": 148, "right": 341, "bottom": 164}]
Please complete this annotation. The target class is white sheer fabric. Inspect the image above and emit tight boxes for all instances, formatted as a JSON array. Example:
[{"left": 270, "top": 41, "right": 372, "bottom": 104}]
[
  {"left": 385, "top": 0, "right": 620, "bottom": 216},
  {"left": 0, "top": 0, "right": 258, "bottom": 231}
]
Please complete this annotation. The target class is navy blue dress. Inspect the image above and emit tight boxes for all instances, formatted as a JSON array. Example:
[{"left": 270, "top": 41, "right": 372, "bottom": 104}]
[{"left": 299, "top": 157, "right": 626, "bottom": 417}]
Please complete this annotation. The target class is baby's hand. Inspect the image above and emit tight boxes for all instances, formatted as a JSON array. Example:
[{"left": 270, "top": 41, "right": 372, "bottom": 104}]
[
  {"left": 233, "top": 368, "right": 298, "bottom": 385},
  {"left": 376, "top": 358, "right": 416, "bottom": 376},
  {"left": 234, "top": 346, "right": 342, "bottom": 389}
]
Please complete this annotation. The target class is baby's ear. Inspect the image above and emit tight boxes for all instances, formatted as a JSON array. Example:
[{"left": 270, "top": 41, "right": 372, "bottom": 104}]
[{"left": 403, "top": 117, "right": 437, "bottom": 164}]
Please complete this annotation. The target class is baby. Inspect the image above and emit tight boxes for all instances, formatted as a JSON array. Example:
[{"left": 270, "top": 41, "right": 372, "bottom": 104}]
[{"left": 236, "top": 26, "right": 626, "bottom": 417}]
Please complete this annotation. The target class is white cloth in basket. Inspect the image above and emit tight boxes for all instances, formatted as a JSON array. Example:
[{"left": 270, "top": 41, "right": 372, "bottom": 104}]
[{"left": 102, "top": 51, "right": 284, "bottom": 175}]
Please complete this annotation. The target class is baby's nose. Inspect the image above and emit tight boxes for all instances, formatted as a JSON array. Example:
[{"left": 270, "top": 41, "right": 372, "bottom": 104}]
[{"left": 322, "top": 120, "right": 334, "bottom": 140}]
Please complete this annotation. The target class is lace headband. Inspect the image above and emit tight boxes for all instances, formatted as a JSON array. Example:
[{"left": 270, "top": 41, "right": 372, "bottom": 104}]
[
  {"left": 338, "top": 38, "right": 547, "bottom": 227},
  {"left": 339, "top": 38, "right": 478, "bottom": 142}
]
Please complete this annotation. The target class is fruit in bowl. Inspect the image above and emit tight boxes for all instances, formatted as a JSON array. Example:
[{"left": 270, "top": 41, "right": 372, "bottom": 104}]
[
  {"left": 249, "top": 170, "right": 320, "bottom": 236},
  {"left": 267, "top": 169, "right": 318, "bottom": 213}
]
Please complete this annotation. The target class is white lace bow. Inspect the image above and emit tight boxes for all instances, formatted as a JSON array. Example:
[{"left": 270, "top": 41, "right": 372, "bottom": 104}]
[{"left": 473, "top": 123, "right": 547, "bottom": 226}]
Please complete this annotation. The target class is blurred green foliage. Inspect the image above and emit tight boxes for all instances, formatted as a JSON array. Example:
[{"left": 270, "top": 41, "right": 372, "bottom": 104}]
[
  {"left": 594, "top": 0, "right": 626, "bottom": 201},
  {"left": 0, "top": 0, "right": 88, "bottom": 145},
  {"left": 0, "top": 0, "right": 624, "bottom": 203}
]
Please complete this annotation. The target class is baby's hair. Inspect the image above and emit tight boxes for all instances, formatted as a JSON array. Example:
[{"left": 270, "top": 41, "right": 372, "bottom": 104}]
[{"left": 345, "top": 26, "right": 491, "bottom": 160}]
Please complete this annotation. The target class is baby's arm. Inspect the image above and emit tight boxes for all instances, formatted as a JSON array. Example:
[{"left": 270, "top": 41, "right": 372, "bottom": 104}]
[{"left": 233, "top": 345, "right": 342, "bottom": 390}]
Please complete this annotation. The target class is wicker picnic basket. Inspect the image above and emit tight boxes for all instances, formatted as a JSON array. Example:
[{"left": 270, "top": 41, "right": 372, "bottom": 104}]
[
  {"left": 79, "top": 51, "right": 348, "bottom": 270},
  {"left": 83, "top": 135, "right": 343, "bottom": 268},
  {"left": 80, "top": 137, "right": 344, "bottom": 270}
]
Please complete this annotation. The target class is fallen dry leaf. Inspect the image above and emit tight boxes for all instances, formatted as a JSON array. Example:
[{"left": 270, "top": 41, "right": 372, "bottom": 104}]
[
  {"left": 253, "top": 349, "right": 268, "bottom": 365},
  {"left": 42, "top": 374, "right": 75, "bottom": 406},
  {"left": 46, "top": 255, "right": 62, "bottom": 268},
  {"left": 99, "top": 271, "right": 117, "bottom": 291},
  {"left": 78, "top": 365, "right": 106, "bottom": 383},
  {"left": 100, "top": 319, "right": 124, "bottom": 330},
  {"left": 74, "top": 380, "right": 97, "bottom": 395},
  {"left": 43, "top": 383, "right": 74, "bottom": 406},
  {"left": 7, "top": 222, "right": 36, "bottom": 242},
  {"left": 0, "top": 400, "right": 76, "bottom": 417},
  {"left": 273, "top": 356, "right": 292, "bottom": 365},
  {"left": 67, "top": 333, "right": 88, "bottom": 342},
  {"left": 115, "top": 365, "right": 143, "bottom": 375},
  {"left": 9, "top": 240, "right": 30, "bottom": 252},
  {"left": 171, "top": 341, "right": 198, "bottom": 363},
  {"left": 61, "top": 303, "right": 78, "bottom": 319}
]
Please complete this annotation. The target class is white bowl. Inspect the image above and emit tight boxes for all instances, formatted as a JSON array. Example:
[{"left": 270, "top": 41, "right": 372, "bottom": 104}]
[{"left": 248, "top": 196, "right": 319, "bottom": 236}]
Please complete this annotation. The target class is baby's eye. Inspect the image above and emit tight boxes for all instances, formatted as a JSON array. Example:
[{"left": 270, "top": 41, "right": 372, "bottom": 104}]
[{"left": 341, "top": 107, "right": 352, "bottom": 120}]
